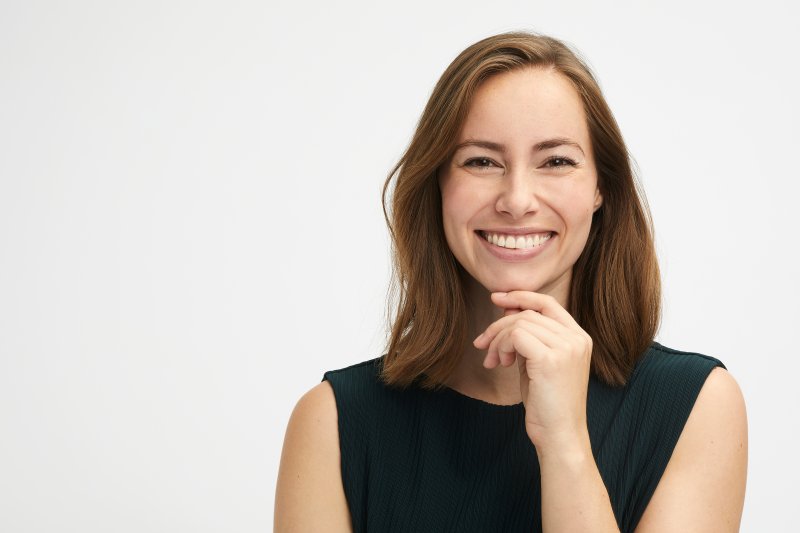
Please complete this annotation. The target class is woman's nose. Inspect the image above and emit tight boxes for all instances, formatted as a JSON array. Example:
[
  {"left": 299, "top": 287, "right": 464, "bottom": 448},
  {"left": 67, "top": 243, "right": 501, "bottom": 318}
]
[{"left": 495, "top": 169, "right": 540, "bottom": 219}]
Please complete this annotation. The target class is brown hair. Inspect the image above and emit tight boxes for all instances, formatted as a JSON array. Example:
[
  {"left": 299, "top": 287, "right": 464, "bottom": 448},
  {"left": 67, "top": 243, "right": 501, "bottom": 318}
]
[{"left": 381, "top": 31, "right": 660, "bottom": 388}]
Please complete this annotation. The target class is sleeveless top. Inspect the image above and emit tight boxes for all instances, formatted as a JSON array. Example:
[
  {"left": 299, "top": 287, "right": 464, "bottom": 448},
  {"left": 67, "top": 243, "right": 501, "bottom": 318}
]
[{"left": 322, "top": 342, "right": 724, "bottom": 533}]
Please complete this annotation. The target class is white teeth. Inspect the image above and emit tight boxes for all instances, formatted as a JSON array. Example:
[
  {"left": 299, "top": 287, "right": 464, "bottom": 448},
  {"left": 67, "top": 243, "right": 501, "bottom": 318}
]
[{"left": 483, "top": 231, "right": 552, "bottom": 250}]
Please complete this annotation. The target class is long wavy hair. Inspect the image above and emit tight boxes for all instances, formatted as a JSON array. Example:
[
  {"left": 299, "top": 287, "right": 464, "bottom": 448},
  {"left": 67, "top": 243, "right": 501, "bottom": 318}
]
[{"left": 381, "top": 31, "right": 661, "bottom": 388}]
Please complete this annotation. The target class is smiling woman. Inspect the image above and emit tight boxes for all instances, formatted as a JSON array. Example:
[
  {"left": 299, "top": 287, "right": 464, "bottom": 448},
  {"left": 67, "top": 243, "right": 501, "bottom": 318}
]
[{"left": 274, "top": 31, "right": 747, "bottom": 533}]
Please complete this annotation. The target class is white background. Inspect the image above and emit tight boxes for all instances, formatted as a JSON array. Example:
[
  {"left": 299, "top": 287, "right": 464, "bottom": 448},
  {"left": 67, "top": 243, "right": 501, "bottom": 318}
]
[{"left": 1, "top": 0, "right": 797, "bottom": 531}]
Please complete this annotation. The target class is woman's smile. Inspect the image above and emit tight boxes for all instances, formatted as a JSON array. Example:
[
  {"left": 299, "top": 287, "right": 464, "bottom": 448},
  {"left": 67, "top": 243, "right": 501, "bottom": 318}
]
[{"left": 476, "top": 229, "right": 555, "bottom": 261}]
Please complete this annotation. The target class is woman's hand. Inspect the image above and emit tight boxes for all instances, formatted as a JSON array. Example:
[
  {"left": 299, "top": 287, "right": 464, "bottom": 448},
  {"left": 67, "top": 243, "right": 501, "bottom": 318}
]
[{"left": 473, "top": 291, "right": 593, "bottom": 455}]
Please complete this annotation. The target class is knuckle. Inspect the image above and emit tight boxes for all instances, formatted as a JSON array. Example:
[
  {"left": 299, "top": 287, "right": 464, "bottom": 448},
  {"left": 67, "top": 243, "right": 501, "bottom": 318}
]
[{"left": 510, "top": 329, "right": 526, "bottom": 342}]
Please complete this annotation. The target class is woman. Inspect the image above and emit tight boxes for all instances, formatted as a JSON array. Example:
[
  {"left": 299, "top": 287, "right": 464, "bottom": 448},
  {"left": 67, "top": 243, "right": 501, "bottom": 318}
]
[{"left": 275, "top": 32, "right": 747, "bottom": 532}]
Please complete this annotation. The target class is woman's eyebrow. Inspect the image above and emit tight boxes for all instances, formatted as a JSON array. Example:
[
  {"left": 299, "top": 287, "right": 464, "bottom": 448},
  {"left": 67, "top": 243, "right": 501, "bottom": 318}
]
[
  {"left": 535, "top": 137, "right": 585, "bottom": 155},
  {"left": 454, "top": 137, "right": 585, "bottom": 155}
]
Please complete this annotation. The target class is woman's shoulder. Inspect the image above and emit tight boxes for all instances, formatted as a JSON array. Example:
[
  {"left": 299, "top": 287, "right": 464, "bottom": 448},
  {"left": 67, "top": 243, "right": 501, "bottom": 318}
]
[
  {"left": 634, "top": 346, "right": 747, "bottom": 530},
  {"left": 629, "top": 341, "right": 727, "bottom": 387},
  {"left": 619, "top": 342, "right": 733, "bottom": 429},
  {"left": 592, "top": 341, "right": 729, "bottom": 414},
  {"left": 274, "top": 380, "right": 352, "bottom": 531},
  {"left": 280, "top": 380, "right": 341, "bottom": 470},
  {"left": 321, "top": 356, "right": 392, "bottom": 410},
  {"left": 640, "top": 340, "right": 726, "bottom": 366},
  {"left": 620, "top": 342, "right": 745, "bottom": 480},
  {"left": 280, "top": 357, "right": 386, "bottom": 465},
  {"left": 588, "top": 342, "right": 745, "bottom": 530},
  {"left": 323, "top": 356, "right": 384, "bottom": 384},
  {"left": 636, "top": 342, "right": 743, "bottom": 431}
]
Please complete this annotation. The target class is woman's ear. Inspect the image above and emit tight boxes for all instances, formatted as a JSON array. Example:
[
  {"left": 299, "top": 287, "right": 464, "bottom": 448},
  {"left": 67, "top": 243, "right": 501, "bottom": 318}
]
[{"left": 593, "top": 188, "right": 603, "bottom": 212}]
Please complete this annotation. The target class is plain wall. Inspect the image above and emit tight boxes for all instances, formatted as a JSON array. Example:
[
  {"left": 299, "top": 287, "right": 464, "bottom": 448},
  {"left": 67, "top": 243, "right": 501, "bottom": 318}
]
[{"left": 1, "top": 0, "right": 797, "bottom": 530}]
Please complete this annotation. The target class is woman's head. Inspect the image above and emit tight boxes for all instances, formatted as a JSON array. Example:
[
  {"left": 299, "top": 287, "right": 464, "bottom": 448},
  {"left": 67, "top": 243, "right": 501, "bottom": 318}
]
[
  {"left": 438, "top": 66, "right": 603, "bottom": 305},
  {"left": 381, "top": 31, "right": 660, "bottom": 388}
]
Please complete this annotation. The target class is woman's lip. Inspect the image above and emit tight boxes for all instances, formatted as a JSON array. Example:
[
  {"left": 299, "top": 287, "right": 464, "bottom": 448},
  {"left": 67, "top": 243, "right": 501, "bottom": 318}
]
[
  {"left": 476, "top": 231, "right": 554, "bottom": 261},
  {"left": 477, "top": 227, "right": 553, "bottom": 236}
]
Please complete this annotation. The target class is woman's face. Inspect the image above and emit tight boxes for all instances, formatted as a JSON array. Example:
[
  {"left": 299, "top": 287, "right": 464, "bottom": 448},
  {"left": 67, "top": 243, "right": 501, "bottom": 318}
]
[{"left": 439, "top": 67, "right": 602, "bottom": 303}]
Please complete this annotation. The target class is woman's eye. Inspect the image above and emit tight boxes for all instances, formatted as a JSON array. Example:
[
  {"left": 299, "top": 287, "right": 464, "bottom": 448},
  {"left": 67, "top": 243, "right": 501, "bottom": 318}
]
[
  {"left": 464, "top": 157, "right": 499, "bottom": 169},
  {"left": 543, "top": 156, "right": 577, "bottom": 168}
]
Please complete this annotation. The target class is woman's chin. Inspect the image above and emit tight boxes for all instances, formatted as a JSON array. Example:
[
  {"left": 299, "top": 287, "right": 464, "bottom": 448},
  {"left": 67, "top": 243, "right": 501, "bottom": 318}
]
[
  {"left": 493, "top": 285, "right": 541, "bottom": 294},
  {"left": 479, "top": 278, "right": 544, "bottom": 295},
  {"left": 469, "top": 266, "right": 572, "bottom": 298},
  {"left": 464, "top": 268, "right": 564, "bottom": 296}
]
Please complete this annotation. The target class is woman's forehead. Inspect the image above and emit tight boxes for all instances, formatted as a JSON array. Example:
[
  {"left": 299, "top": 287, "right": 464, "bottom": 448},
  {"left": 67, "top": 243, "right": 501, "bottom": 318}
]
[{"left": 459, "top": 68, "right": 589, "bottom": 147}]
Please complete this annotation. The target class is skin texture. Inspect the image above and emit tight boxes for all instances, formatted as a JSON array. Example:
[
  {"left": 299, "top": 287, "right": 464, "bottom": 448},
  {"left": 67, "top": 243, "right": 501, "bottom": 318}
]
[
  {"left": 274, "top": 67, "right": 748, "bottom": 532},
  {"left": 274, "top": 381, "right": 352, "bottom": 532}
]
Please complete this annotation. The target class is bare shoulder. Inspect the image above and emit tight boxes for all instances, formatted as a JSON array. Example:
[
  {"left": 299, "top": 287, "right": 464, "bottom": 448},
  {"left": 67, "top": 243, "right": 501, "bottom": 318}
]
[
  {"left": 282, "top": 381, "right": 340, "bottom": 450},
  {"left": 274, "top": 381, "right": 352, "bottom": 532},
  {"left": 636, "top": 367, "right": 748, "bottom": 532}
]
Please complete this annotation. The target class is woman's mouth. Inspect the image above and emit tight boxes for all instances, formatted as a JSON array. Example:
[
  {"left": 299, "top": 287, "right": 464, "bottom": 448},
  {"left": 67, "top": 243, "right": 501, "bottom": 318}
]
[{"left": 478, "top": 230, "right": 554, "bottom": 250}]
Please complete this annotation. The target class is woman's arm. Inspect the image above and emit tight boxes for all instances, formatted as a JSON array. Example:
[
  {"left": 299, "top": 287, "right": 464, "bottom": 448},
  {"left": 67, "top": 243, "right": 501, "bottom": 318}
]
[
  {"left": 478, "top": 291, "right": 621, "bottom": 532},
  {"left": 274, "top": 382, "right": 353, "bottom": 533},
  {"left": 635, "top": 367, "right": 748, "bottom": 532},
  {"left": 536, "top": 434, "right": 620, "bottom": 532},
  {"left": 477, "top": 291, "right": 747, "bottom": 532},
  {"left": 535, "top": 367, "right": 748, "bottom": 533}
]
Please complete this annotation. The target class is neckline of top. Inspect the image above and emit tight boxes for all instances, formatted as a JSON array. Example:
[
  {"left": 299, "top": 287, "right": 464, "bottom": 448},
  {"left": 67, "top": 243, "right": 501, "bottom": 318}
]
[{"left": 437, "top": 384, "right": 525, "bottom": 410}]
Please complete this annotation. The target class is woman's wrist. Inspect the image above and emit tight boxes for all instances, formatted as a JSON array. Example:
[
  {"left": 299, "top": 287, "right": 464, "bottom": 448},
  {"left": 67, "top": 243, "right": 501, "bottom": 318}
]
[{"left": 530, "top": 426, "right": 593, "bottom": 465}]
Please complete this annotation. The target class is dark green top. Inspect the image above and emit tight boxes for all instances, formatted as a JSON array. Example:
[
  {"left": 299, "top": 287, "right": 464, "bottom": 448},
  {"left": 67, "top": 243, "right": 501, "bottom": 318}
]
[{"left": 322, "top": 342, "right": 724, "bottom": 533}]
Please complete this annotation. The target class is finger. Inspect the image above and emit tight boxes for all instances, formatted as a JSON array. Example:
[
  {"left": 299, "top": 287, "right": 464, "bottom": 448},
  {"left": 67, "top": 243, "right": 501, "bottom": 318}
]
[
  {"left": 495, "top": 328, "right": 518, "bottom": 368},
  {"left": 512, "top": 319, "right": 572, "bottom": 352},
  {"left": 483, "top": 328, "right": 504, "bottom": 368},
  {"left": 491, "top": 291, "right": 579, "bottom": 329},
  {"left": 484, "top": 326, "right": 513, "bottom": 368},
  {"left": 486, "top": 319, "right": 566, "bottom": 368},
  {"left": 474, "top": 308, "right": 571, "bottom": 349},
  {"left": 492, "top": 327, "right": 549, "bottom": 369}
]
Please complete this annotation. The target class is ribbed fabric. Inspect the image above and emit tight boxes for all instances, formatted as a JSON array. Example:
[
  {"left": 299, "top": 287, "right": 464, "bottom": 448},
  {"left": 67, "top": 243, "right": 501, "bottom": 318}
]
[{"left": 322, "top": 342, "right": 724, "bottom": 533}]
